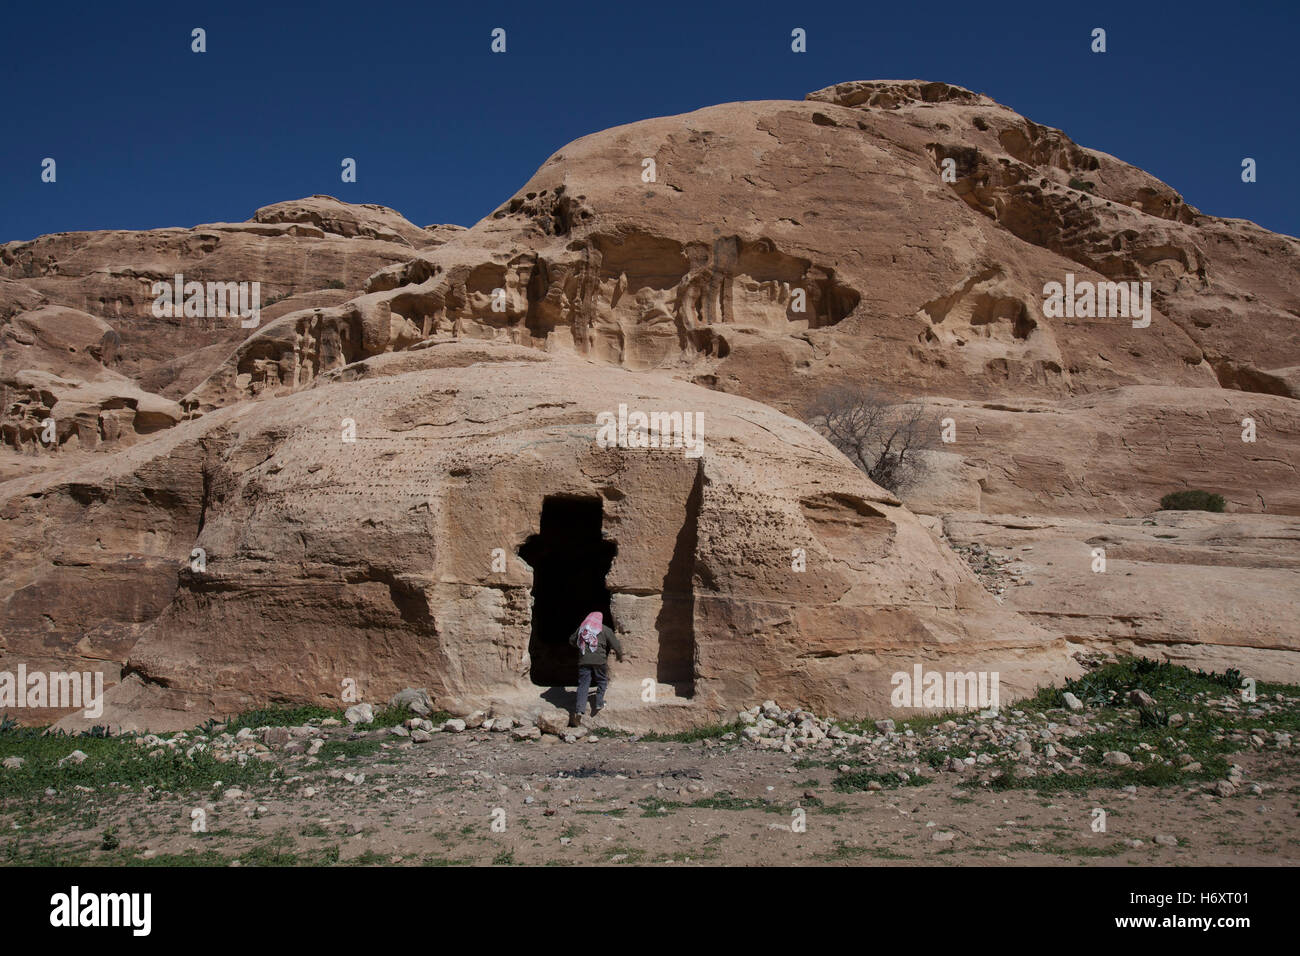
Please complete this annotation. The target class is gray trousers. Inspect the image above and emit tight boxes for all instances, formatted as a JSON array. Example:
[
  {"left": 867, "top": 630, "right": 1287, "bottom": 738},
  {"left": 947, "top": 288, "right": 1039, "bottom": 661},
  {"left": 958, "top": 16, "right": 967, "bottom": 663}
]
[{"left": 575, "top": 665, "right": 608, "bottom": 714}]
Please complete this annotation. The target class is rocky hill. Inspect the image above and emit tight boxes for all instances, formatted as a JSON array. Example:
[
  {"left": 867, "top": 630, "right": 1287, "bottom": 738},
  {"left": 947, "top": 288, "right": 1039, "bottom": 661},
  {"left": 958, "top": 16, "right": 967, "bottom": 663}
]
[{"left": 2, "top": 81, "right": 1296, "bottom": 730}]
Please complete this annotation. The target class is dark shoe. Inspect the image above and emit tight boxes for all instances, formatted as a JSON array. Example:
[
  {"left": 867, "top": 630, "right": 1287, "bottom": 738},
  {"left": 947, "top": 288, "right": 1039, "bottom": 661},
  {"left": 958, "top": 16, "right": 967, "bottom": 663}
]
[
  {"left": 568, "top": 712, "right": 580, "bottom": 728},
  {"left": 591, "top": 704, "right": 603, "bottom": 718}
]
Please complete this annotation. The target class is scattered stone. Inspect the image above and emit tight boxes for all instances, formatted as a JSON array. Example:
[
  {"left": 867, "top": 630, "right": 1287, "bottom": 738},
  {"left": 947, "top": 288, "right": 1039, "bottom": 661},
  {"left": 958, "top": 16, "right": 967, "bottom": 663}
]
[
  {"left": 535, "top": 712, "right": 570, "bottom": 736},
  {"left": 344, "top": 703, "right": 374, "bottom": 725},
  {"left": 1062, "top": 692, "right": 1084, "bottom": 712},
  {"left": 1128, "top": 689, "right": 1157, "bottom": 709},
  {"left": 261, "top": 727, "right": 291, "bottom": 748},
  {"left": 58, "top": 750, "right": 88, "bottom": 768},
  {"left": 389, "top": 688, "right": 433, "bottom": 717}
]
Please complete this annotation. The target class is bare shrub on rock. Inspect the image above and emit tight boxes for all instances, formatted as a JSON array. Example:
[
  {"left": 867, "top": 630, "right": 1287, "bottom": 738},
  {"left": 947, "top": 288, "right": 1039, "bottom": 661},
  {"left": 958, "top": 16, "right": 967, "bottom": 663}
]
[{"left": 804, "top": 385, "right": 940, "bottom": 493}]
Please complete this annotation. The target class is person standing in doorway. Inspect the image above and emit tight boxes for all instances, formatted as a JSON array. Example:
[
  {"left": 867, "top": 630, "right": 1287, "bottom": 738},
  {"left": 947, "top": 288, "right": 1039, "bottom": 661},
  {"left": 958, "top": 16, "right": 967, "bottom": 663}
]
[{"left": 569, "top": 611, "right": 623, "bottom": 725}]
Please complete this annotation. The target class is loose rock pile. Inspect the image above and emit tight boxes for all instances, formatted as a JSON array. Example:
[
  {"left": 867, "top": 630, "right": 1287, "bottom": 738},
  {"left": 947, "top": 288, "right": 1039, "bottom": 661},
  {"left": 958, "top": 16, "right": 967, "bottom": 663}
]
[
  {"left": 729, "top": 700, "right": 870, "bottom": 752},
  {"left": 945, "top": 540, "right": 1025, "bottom": 596}
]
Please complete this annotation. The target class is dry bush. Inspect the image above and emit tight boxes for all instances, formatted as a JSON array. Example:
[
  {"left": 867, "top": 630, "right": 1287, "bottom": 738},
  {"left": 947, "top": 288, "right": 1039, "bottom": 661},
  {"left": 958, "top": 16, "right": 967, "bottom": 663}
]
[{"left": 804, "top": 385, "right": 940, "bottom": 492}]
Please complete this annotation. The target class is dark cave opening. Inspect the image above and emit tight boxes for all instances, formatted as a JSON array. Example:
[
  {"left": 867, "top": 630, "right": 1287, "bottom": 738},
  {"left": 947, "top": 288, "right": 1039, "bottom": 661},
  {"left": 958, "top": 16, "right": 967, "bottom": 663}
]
[{"left": 518, "top": 496, "right": 617, "bottom": 687}]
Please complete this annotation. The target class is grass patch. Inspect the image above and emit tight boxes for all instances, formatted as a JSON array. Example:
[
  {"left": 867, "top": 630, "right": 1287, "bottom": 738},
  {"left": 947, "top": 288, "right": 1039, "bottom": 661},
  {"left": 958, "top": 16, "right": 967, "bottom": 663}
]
[
  {"left": 834, "top": 770, "right": 929, "bottom": 793},
  {"left": 1022, "top": 656, "right": 1242, "bottom": 712},
  {"left": 0, "top": 729, "right": 276, "bottom": 800},
  {"left": 637, "top": 722, "right": 742, "bottom": 743},
  {"left": 942, "top": 656, "right": 1299, "bottom": 794},
  {"left": 220, "top": 705, "right": 342, "bottom": 735},
  {"left": 821, "top": 841, "right": 869, "bottom": 860}
]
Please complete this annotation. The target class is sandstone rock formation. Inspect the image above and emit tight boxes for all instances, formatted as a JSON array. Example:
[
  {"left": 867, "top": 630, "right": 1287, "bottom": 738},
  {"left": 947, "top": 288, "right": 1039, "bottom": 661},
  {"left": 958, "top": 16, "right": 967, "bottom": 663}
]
[
  {"left": 6, "top": 343, "right": 1073, "bottom": 731},
  {"left": 182, "top": 82, "right": 1298, "bottom": 516},
  {"left": 0, "top": 195, "right": 459, "bottom": 399},
  {"left": 2, "top": 80, "right": 1297, "bottom": 729},
  {"left": 940, "top": 511, "right": 1300, "bottom": 681}
]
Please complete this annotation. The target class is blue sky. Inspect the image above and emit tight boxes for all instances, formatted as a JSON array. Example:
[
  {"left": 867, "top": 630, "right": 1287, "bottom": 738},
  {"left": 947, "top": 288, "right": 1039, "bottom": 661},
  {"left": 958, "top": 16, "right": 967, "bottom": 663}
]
[{"left": 2, "top": 0, "right": 1296, "bottom": 242}]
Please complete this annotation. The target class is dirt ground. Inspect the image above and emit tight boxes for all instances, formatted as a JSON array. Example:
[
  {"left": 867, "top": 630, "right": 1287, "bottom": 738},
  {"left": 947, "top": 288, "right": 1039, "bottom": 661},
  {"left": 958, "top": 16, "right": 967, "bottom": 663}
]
[{"left": 6, "top": 728, "right": 1297, "bottom": 866}]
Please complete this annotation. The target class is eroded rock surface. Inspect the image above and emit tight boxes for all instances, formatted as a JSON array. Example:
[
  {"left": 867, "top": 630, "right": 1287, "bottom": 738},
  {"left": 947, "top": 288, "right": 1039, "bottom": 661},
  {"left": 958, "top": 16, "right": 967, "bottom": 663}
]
[
  {"left": 941, "top": 511, "right": 1300, "bottom": 683},
  {"left": 5, "top": 344, "right": 1072, "bottom": 731},
  {"left": 2, "top": 79, "right": 1298, "bottom": 729}
]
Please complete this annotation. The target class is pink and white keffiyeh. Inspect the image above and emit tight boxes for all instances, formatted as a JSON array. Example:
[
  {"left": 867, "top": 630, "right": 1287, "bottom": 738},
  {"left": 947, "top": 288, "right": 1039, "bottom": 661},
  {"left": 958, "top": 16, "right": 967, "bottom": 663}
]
[{"left": 577, "top": 611, "right": 603, "bottom": 653}]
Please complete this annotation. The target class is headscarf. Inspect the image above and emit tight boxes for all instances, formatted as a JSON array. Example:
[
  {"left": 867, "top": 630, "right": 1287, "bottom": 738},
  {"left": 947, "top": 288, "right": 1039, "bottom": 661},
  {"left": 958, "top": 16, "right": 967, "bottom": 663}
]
[{"left": 577, "top": 611, "right": 603, "bottom": 653}]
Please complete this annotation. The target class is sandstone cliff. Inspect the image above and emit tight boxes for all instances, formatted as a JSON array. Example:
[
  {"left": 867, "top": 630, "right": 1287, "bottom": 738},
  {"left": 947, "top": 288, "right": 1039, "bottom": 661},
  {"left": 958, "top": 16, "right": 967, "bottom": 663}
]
[{"left": 2, "top": 81, "right": 1296, "bottom": 730}]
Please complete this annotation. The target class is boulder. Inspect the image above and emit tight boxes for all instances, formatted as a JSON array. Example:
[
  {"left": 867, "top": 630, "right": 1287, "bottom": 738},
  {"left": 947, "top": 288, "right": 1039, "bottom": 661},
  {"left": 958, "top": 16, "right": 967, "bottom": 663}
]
[
  {"left": 344, "top": 704, "right": 373, "bottom": 725},
  {"left": 389, "top": 687, "right": 433, "bottom": 717}
]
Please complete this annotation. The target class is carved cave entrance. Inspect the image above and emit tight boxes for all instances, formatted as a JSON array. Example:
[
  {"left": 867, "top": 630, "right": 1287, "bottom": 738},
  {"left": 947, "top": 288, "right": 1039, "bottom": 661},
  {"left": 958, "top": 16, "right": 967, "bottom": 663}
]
[{"left": 518, "top": 496, "right": 617, "bottom": 687}]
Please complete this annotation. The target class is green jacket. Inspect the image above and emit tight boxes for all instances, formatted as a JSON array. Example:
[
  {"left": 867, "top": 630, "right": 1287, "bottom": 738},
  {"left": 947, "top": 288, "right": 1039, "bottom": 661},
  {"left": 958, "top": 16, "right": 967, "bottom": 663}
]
[{"left": 569, "top": 625, "right": 624, "bottom": 667}]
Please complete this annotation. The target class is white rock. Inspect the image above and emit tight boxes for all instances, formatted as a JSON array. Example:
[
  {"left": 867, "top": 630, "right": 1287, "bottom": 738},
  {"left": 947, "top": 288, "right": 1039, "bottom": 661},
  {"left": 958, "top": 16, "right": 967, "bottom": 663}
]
[
  {"left": 389, "top": 687, "right": 433, "bottom": 716},
  {"left": 58, "top": 750, "right": 88, "bottom": 768},
  {"left": 344, "top": 703, "right": 374, "bottom": 725}
]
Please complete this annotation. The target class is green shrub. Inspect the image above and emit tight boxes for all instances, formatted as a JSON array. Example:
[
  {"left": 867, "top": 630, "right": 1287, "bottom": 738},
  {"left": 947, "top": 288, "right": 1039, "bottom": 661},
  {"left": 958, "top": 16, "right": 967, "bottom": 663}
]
[{"left": 1159, "top": 490, "right": 1225, "bottom": 512}]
